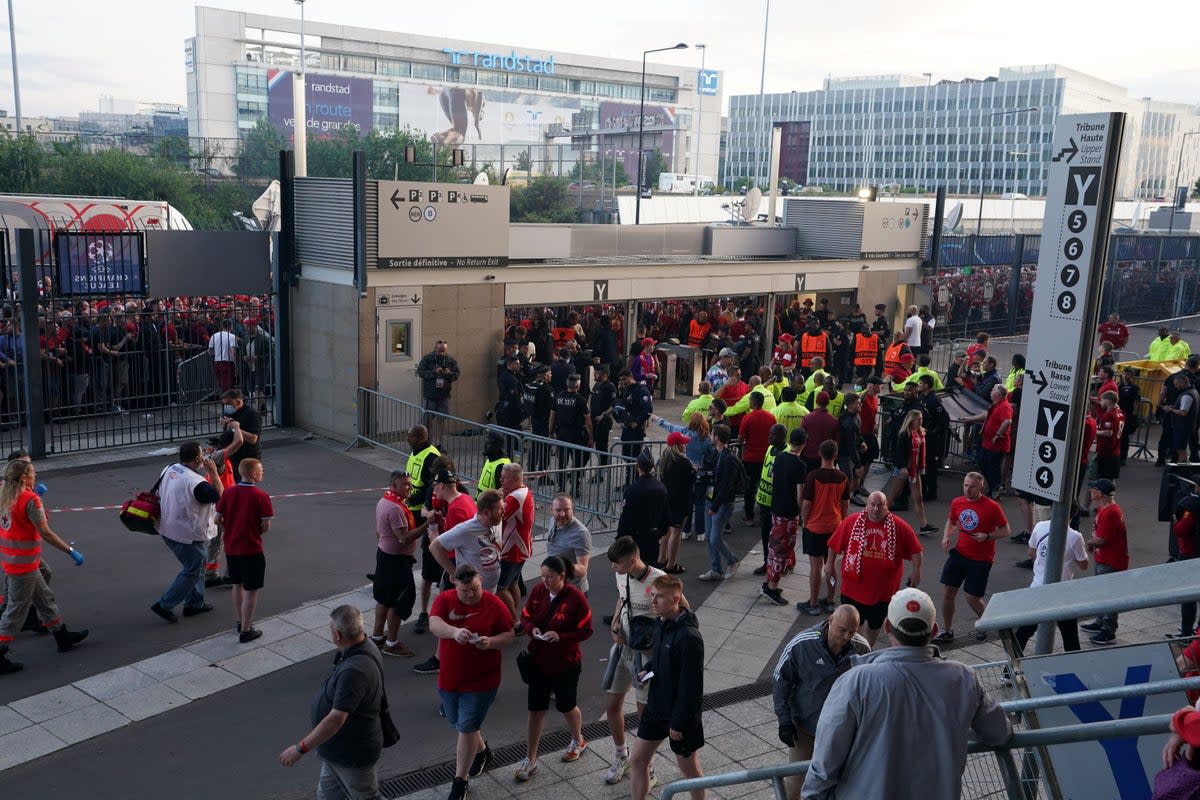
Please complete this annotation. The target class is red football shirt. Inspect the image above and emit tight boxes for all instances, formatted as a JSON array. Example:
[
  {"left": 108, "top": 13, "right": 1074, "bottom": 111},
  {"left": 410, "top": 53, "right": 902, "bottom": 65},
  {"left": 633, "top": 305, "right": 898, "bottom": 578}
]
[
  {"left": 500, "top": 486, "right": 534, "bottom": 564},
  {"left": 1081, "top": 415, "right": 1097, "bottom": 464},
  {"left": 1095, "top": 407, "right": 1124, "bottom": 457},
  {"left": 828, "top": 513, "right": 922, "bottom": 606},
  {"left": 1093, "top": 503, "right": 1129, "bottom": 571},
  {"left": 740, "top": 408, "right": 778, "bottom": 462},
  {"left": 859, "top": 394, "right": 878, "bottom": 435},
  {"left": 948, "top": 495, "right": 1008, "bottom": 563},
  {"left": 982, "top": 399, "right": 1013, "bottom": 453},
  {"left": 432, "top": 589, "right": 513, "bottom": 692},
  {"left": 215, "top": 483, "right": 274, "bottom": 556}
]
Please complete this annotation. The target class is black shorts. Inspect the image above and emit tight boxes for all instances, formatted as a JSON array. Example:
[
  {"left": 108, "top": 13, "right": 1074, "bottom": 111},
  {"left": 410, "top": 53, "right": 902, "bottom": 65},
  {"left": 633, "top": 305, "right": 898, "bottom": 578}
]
[
  {"left": 527, "top": 663, "right": 582, "bottom": 713},
  {"left": 226, "top": 553, "right": 266, "bottom": 591},
  {"left": 498, "top": 560, "right": 524, "bottom": 590},
  {"left": 939, "top": 548, "right": 993, "bottom": 598},
  {"left": 637, "top": 715, "right": 705, "bottom": 758},
  {"left": 801, "top": 528, "right": 830, "bottom": 558},
  {"left": 373, "top": 550, "right": 417, "bottom": 618},
  {"left": 420, "top": 535, "right": 444, "bottom": 584},
  {"left": 667, "top": 507, "right": 689, "bottom": 528},
  {"left": 842, "top": 595, "right": 888, "bottom": 630},
  {"left": 1095, "top": 454, "right": 1121, "bottom": 480}
]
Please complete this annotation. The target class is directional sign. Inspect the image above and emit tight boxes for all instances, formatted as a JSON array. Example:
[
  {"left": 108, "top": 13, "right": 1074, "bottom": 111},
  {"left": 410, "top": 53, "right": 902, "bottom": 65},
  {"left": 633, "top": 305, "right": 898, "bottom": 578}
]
[
  {"left": 1012, "top": 113, "right": 1125, "bottom": 502},
  {"left": 376, "top": 180, "right": 509, "bottom": 269},
  {"left": 795, "top": 274, "right": 806, "bottom": 292},
  {"left": 594, "top": 279, "right": 609, "bottom": 302}
]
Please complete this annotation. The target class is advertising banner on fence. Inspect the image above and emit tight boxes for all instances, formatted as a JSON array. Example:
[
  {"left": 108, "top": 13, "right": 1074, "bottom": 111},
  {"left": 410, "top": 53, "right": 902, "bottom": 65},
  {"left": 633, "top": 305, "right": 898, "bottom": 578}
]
[
  {"left": 54, "top": 232, "right": 146, "bottom": 296},
  {"left": 267, "top": 70, "right": 374, "bottom": 139}
]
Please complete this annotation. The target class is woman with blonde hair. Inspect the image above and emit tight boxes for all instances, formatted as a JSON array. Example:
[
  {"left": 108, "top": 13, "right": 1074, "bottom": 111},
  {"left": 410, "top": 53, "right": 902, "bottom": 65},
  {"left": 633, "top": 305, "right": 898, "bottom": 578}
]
[{"left": 888, "top": 410, "right": 938, "bottom": 534}]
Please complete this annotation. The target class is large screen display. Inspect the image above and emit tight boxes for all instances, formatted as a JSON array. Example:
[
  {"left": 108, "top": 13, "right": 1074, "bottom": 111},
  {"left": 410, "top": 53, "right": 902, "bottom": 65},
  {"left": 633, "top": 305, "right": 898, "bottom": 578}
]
[
  {"left": 268, "top": 70, "right": 375, "bottom": 139},
  {"left": 54, "top": 232, "right": 146, "bottom": 296}
]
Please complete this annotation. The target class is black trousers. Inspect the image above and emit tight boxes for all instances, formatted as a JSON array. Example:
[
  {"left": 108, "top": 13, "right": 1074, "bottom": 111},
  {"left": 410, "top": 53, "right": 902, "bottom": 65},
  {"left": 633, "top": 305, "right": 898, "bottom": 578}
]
[{"left": 1015, "top": 620, "right": 1081, "bottom": 653}]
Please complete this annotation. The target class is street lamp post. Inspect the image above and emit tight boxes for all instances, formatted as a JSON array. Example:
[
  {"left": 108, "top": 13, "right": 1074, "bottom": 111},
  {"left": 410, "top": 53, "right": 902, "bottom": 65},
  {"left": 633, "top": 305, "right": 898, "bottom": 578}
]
[
  {"left": 693, "top": 44, "right": 706, "bottom": 197},
  {"left": 920, "top": 72, "right": 932, "bottom": 193},
  {"left": 976, "top": 106, "right": 1039, "bottom": 237},
  {"left": 293, "top": 0, "right": 308, "bottom": 177},
  {"left": 1168, "top": 130, "right": 1200, "bottom": 234},
  {"left": 635, "top": 43, "right": 688, "bottom": 225},
  {"left": 7, "top": 0, "right": 21, "bottom": 134}
]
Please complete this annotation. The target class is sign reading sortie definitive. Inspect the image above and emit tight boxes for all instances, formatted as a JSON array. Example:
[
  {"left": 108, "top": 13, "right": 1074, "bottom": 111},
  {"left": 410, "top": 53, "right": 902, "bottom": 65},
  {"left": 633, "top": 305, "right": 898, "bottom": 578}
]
[{"left": 1012, "top": 112, "right": 1126, "bottom": 502}]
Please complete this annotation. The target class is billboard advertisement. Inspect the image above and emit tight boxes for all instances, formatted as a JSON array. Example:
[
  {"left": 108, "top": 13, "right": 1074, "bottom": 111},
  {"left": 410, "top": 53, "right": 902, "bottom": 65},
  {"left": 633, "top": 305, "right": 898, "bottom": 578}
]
[
  {"left": 54, "top": 232, "right": 146, "bottom": 296},
  {"left": 267, "top": 70, "right": 374, "bottom": 139},
  {"left": 598, "top": 101, "right": 678, "bottom": 180},
  {"left": 394, "top": 84, "right": 579, "bottom": 146}
]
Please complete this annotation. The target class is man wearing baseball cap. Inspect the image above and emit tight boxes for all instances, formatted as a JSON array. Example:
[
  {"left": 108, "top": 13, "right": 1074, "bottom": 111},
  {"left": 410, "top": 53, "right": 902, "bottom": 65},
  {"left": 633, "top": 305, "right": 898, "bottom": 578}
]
[
  {"left": 803, "top": 588, "right": 1011, "bottom": 800},
  {"left": 1080, "top": 478, "right": 1129, "bottom": 644},
  {"left": 706, "top": 349, "right": 735, "bottom": 393}
]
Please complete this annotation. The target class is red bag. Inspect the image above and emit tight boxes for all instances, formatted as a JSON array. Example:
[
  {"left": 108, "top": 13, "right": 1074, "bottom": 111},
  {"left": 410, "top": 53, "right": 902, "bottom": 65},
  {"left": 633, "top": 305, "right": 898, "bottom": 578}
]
[{"left": 119, "top": 472, "right": 164, "bottom": 535}]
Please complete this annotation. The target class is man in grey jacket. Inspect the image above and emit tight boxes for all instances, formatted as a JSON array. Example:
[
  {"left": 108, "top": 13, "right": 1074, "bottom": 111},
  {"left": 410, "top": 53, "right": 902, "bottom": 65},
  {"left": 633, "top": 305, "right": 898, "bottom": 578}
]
[
  {"left": 802, "top": 588, "right": 1011, "bottom": 800},
  {"left": 773, "top": 606, "right": 870, "bottom": 800}
]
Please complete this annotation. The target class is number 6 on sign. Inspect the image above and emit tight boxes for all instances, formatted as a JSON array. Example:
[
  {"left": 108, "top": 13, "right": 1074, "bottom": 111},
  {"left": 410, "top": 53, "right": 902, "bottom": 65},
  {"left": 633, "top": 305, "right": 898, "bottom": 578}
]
[
  {"left": 1057, "top": 292, "right": 1077, "bottom": 313},
  {"left": 1064, "top": 238, "right": 1084, "bottom": 259}
]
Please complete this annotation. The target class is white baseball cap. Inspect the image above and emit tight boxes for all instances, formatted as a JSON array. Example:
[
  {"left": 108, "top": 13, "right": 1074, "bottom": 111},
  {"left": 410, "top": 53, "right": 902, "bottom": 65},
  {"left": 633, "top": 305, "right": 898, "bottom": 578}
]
[{"left": 887, "top": 587, "right": 936, "bottom": 636}]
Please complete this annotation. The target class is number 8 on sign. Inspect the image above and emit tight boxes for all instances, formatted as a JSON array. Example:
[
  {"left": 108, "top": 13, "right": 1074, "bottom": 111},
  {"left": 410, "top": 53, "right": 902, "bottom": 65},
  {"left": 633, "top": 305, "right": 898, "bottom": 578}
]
[{"left": 1057, "top": 292, "right": 1077, "bottom": 314}]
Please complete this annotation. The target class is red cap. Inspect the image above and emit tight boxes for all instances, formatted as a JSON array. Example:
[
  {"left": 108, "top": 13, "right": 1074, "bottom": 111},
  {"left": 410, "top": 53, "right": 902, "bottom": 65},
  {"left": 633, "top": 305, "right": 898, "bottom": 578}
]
[
  {"left": 642, "top": 337, "right": 656, "bottom": 347},
  {"left": 778, "top": 333, "right": 794, "bottom": 343},
  {"left": 666, "top": 431, "right": 690, "bottom": 447}
]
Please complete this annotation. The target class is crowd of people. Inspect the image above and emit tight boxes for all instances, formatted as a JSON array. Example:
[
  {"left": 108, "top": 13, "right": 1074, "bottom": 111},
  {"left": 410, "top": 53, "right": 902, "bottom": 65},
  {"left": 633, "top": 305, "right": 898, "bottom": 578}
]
[{"left": 0, "top": 292, "right": 275, "bottom": 426}]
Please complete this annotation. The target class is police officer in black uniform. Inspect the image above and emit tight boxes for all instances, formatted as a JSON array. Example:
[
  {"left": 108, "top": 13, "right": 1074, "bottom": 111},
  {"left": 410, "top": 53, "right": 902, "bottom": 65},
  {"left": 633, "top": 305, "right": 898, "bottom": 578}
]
[
  {"left": 590, "top": 364, "right": 617, "bottom": 469},
  {"left": 496, "top": 355, "right": 525, "bottom": 430},
  {"left": 550, "top": 373, "right": 593, "bottom": 493},
  {"left": 616, "top": 368, "right": 653, "bottom": 468},
  {"left": 523, "top": 364, "right": 554, "bottom": 472}
]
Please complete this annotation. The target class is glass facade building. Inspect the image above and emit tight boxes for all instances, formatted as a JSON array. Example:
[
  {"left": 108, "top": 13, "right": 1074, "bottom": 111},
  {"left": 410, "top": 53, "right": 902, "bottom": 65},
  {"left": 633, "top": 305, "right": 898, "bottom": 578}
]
[{"left": 726, "top": 65, "right": 1199, "bottom": 199}]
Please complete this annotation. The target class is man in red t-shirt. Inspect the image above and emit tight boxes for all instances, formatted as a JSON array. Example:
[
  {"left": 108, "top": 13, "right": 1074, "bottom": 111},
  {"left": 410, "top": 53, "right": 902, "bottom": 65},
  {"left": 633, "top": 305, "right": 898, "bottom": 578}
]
[
  {"left": 1094, "top": 391, "right": 1125, "bottom": 485},
  {"left": 799, "top": 392, "right": 840, "bottom": 471},
  {"left": 498, "top": 463, "right": 534, "bottom": 623},
  {"left": 825, "top": 491, "right": 923, "bottom": 646},
  {"left": 214, "top": 458, "right": 274, "bottom": 643},
  {"left": 739, "top": 391, "right": 777, "bottom": 524},
  {"left": 1097, "top": 313, "right": 1130, "bottom": 350},
  {"left": 933, "top": 472, "right": 1009, "bottom": 645},
  {"left": 857, "top": 377, "right": 882, "bottom": 479},
  {"left": 1082, "top": 479, "right": 1128, "bottom": 644},
  {"left": 717, "top": 367, "right": 750, "bottom": 431},
  {"left": 430, "top": 565, "right": 515, "bottom": 797},
  {"left": 967, "top": 385, "right": 1012, "bottom": 498}
]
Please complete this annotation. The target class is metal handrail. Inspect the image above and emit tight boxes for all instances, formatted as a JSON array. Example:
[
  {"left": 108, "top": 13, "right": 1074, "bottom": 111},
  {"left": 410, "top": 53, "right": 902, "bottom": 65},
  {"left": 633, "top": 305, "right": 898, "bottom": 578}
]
[{"left": 659, "top": 714, "right": 1175, "bottom": 800}]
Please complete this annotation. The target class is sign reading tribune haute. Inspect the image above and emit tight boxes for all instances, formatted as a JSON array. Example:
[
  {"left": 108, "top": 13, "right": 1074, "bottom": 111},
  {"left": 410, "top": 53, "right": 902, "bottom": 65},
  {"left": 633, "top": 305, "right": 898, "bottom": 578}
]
[
  {"left": 1012, "top": 112, "right": 1125, "bottom": 502},
  {"left": 375, "top": 181, "right": 510, "bottom": 269}
]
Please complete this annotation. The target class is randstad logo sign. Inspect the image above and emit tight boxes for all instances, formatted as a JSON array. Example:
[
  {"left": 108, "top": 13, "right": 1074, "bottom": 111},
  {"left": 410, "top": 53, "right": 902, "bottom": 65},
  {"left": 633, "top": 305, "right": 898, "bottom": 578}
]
[{"left": 443, "top": 48, "right": 556, "bottom": 75}]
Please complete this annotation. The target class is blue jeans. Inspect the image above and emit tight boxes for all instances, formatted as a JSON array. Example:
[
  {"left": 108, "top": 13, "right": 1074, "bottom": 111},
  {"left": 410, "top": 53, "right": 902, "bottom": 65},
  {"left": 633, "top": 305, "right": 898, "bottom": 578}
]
[
  {"left": 1094, "top": 563, "right": 1120, "bottom": 634},
  {"left": 705, "top": 503, "right": 737, "bottom": 574},
  {"left": 158, "top": 537, "right": 207, "bottom": 611},
  {"left": 689, "top": 480, "right": 709, "bottom": 536}
]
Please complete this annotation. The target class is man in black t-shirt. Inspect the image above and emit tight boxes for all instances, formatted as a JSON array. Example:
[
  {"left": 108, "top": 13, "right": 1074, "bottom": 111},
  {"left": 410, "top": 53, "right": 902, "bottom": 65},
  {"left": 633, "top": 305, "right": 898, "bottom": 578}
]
[
  {"left": 279, "top": 604, "right": 384, "bottom": 797},
  {"left": 222, "top": 389, "right": 262, "bottom": 475},
  {"left": 762, "top": 427, "right": 808, "bottom": 606}
]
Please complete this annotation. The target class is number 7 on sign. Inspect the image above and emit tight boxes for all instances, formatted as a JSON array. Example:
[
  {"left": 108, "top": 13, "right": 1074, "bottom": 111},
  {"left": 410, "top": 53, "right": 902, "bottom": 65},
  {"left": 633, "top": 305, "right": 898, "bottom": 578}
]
[{"left": 1060, "top": 265, "right": 1080, "bottom": 287}]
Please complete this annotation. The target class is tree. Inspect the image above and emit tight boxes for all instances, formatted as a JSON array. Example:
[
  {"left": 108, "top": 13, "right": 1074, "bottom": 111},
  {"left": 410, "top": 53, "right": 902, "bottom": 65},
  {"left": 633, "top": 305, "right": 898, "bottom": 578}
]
[
  {"left": 569, "top": 159, "right": 628, "bottom": 187},
  {"left": 509, "top": 176, "right": 582, "bottom": 223},
  {"left": 236, "top": 119, "right": 288, "bottom": 179},
  {"left": 512, "top": 149, "right": 532, "bottom": 171},
  {"left": 0, "top": 134, "right": 43, "bottom": 193},
  {"left": 642, "top": 150, "right": 670, "bottom": 189},
  {"left": 1192, "top": 176, "right": 1199, "bottom": 199}
]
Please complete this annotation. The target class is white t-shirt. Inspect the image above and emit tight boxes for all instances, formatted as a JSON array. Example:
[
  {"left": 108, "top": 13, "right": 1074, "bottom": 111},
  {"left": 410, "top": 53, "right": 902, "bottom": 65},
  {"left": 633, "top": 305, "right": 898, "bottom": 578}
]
[
  {"left": 1029, "top": 520, "right": 1088, "bottom": 587},
  {"left": 905, "top": 314, "right": 923, "bottom": 347},
  {"left": 435, "top": 517, "right": 501, "bottom": 593},
  {"left": 615, "top": 564, "right": 665, "bottom": 639},
  {"left": 209, "top": 330, "right": 238, "bottom": 362}
]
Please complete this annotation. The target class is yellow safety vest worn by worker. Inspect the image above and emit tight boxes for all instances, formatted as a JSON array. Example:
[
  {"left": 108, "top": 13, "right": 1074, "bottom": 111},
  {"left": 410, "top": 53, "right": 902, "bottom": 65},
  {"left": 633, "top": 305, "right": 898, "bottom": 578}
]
[
  {"left": 405, "top": 444, "right": 441, "bottom": 511},
  {"left": 681, "top": 394, "right": 714, "bottom": 423},
  {"left": 774, "top": 401, "right": 809, "bottom": 435},
  {"left": 477, "top": 456, "right": 511, "bottom": 496},
  {"left": 755, "top": 446, "right": 780, "bottom": 507}
]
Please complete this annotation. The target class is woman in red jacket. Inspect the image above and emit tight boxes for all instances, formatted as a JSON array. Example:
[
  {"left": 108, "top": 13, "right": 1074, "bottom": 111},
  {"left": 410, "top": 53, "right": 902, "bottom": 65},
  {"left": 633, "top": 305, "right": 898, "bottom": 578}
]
[{"left": 514, "top": 555, "right": 594, "bottom": 782}]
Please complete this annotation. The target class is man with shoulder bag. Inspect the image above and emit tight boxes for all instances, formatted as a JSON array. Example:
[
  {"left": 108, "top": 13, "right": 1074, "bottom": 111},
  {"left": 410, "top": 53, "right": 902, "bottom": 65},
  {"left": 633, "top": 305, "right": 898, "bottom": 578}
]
[{"left": 279, "top": 605, "right": 396, "bottom": 800}]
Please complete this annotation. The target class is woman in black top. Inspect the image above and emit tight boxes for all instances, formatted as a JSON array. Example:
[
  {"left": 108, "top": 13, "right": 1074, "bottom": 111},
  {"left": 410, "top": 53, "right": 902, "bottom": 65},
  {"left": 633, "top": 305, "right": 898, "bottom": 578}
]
[{"left": 657, "top": 434, "right": 696, "bottom": 574}]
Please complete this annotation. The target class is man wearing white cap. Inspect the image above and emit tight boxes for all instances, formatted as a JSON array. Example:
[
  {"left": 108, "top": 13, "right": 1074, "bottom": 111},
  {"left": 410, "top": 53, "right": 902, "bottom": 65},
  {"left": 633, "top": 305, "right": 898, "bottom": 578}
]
[
  {"left": 802, "top": 587, "right": 1012, "bottom": 800},
  {"left": 705, "top": 349, "right": 735, "bottom": 393}
]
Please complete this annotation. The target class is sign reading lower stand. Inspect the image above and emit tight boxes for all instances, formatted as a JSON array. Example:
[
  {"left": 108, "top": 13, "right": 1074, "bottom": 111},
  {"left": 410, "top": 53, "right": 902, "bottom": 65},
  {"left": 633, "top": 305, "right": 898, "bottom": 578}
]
[{"left": 1011, "top": 113, "right": 1124, "bottom": 502}]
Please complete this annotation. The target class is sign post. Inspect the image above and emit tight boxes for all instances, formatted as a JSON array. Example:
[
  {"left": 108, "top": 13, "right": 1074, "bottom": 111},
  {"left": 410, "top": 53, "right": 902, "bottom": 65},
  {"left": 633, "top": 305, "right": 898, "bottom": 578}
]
[{"left": 1010, "top": 112, "right": 1125, "bottom": 654}]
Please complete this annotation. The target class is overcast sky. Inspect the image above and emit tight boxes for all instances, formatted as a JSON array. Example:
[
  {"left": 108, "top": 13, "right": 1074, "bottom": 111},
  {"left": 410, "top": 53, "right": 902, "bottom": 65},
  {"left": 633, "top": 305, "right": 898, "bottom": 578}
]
[{"left": 1, "top": 0, "right": 1195, "bottom": 118}]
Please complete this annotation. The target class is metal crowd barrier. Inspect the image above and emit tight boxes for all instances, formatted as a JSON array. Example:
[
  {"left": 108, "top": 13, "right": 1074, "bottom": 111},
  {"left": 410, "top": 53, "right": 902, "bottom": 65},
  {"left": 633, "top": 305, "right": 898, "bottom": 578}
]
[
  {"left": 353, "top": 387, "right": 636, "bottom": 528},
  {"left": 658, "top": 670, "right": 1187, "bottom": 800}
]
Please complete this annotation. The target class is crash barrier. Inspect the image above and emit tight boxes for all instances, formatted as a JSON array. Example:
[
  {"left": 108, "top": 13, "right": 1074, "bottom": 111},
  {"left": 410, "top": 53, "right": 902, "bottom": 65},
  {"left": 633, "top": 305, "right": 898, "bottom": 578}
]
[{"left": 353, "top": 387, "right": 635, "bottom": 528}]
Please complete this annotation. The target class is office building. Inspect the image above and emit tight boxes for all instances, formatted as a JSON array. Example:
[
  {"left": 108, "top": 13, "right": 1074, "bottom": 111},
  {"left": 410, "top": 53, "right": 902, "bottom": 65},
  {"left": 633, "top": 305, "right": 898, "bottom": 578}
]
[
  {"left": 726, "top": 64, "right": 1200, "bottom": 199},
  {"left": 186, "top": 6, "right": 722, "bottom": 183}
]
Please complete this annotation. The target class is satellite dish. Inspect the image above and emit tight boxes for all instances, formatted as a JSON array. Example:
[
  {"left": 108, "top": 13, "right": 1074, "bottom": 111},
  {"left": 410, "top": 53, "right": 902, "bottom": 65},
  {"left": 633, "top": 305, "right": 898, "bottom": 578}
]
[
  {"left": 945, "top": 201, "right": 964, "bottom": 232},
  {"left": 741, "top": 188, "right": 763, "bottom": 223},
  {"left": 501, "top": 168, "right": 512, "bottom": 186},
  {"left": 473, "top": 172, "right": 490, "bottom": 185}
]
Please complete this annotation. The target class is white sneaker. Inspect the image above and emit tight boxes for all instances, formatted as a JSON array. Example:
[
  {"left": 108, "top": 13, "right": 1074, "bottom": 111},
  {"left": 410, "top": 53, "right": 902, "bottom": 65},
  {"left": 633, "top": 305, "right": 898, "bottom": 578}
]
[
  {"left": 698, "top": 570, "right": 725, "bottom": 581},
  {"left": 514, "top": 757, "right": 539, "bottom": 782},
  {"left": 696, "top": 534, "right": 707, "bottom": 542},
  {"left": 723, "top": 561, "right": 741, "bottom": 580},
  {"left": 604, "top": 754, "right": 631, "bottom": 784},
  {"left": 680, "top": 531, "right": 691, "bottom": 541}
]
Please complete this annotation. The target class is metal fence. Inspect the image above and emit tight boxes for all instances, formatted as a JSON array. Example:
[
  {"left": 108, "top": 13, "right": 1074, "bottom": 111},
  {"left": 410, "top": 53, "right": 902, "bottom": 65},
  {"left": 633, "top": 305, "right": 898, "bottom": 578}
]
[
  {"left": 0, "top": 227, "right": 277, "bottom": 455},
  {"left": 354, "top": 387, "right": 636, "bottom": 528}
]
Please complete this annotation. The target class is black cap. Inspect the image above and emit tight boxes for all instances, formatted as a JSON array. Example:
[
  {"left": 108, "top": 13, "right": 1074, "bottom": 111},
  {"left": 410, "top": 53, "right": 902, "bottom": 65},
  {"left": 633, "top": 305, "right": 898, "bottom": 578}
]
[
  {"left": 866, "top": 375, "right": 883, "bottom": 385},
  {"left": 874, "top": 303, "right": 886, "bottom": 310},
  {"left": 1088, "top": 478, "right": 1116, "bottom": 496},
  {"left": 432, "top": 469, "right": 458, "bottom": 485},
  {"left": 533, "top": 364, "right": 550, "bottom": 375}
]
